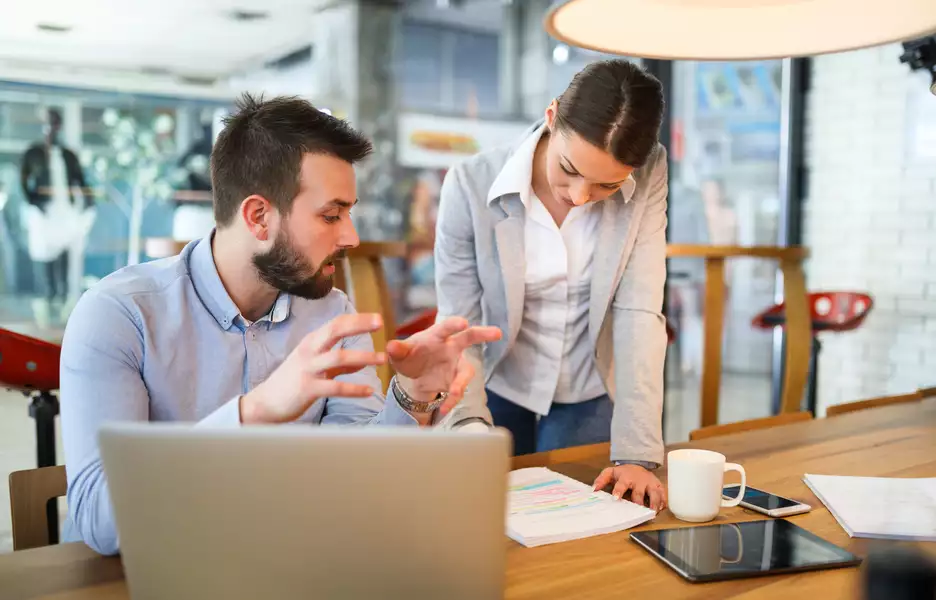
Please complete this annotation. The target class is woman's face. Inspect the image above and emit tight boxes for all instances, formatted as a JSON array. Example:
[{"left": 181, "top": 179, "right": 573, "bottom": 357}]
[{"left": 542, "top": 101, "right": 635, "bottom": 208}]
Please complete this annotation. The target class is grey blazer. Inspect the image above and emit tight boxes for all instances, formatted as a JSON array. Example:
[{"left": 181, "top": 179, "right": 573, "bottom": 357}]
[{"left": 434, "top": 124, "right": 669, "bottom": 466}]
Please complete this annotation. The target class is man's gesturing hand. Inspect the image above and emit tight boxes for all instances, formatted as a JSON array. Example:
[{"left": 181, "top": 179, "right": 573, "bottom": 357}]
[
  {"left": 388, "top": 316, "right": 502, "bottom": 416},
  {"left": 240, "top": 313, "right": 387, "bottom": 424}
]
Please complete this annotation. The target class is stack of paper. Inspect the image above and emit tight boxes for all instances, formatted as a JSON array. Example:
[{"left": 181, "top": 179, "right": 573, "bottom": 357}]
[
  {"left": 507, "top": 467, "right": 657, "bottom": 548},
  {"left": 804, "top": 473, "right": 936, "bottom": 541}
]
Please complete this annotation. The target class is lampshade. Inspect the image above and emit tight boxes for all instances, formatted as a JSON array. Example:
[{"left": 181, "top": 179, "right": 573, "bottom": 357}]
[{"left": 545, "top": 0, "right": 936, "bottom": 60}]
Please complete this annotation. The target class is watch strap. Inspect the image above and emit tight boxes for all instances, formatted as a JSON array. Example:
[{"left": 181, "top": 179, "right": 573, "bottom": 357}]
[{"left": 391, "top": 376, "right": 446, "bottom": 414}]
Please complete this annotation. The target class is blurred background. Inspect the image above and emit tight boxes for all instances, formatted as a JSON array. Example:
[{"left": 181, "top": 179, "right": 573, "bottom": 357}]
[{"left": 0, "top": 0, "right": 934, "bottom": 551}]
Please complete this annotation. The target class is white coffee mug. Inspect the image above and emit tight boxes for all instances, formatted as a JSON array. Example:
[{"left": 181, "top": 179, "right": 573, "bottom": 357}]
[{"left": 667, "top": 449, "right": 746, "bottom": 523}]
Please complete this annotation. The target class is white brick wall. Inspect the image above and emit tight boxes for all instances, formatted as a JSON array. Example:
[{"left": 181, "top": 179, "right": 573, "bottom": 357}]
[{"left": 805, "top": 44, "right": 936, "bottom": 414}]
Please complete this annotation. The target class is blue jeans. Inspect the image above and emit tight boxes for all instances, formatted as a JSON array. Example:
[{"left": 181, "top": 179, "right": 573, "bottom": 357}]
[{"left": 486, "top": 388, "right": 612, "bottom": 455}]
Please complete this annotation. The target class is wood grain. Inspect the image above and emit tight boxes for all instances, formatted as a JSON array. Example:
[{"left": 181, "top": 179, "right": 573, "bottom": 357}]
[
  {"left": 666, "top": 245, "right": 808, "bottom": 261},
  {"left": 8, "top": 466, "right": 67, "bottom": 551},
  {"left": 3, "top": 400, "right": 933, "bottom": 600},
  {"left": 701, "top": 257, "right": 726, "bottom": 427},
  {"left": 689, "top": 411, "right": 813, "bottom": 441},
  {"left": 826, "top": 390, "right": 923, "bottom": 416},
  {"left": 779, "top": 257, "right": 810, "bottom": 414}
]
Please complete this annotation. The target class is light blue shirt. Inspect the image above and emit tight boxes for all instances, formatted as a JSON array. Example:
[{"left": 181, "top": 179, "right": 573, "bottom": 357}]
[{"left": 59, "top": 233, "right": 423, "bottom": 555}]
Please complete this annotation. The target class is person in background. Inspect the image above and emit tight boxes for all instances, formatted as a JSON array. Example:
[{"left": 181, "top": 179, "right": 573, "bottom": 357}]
[
  {"left": 434, "top": 59, "right": 669, "bottom": 510},
  {"left": 60, "top": 94, "right": 501, "bottom": 555},
  {"left": 20, "top": 108, "right": 95, "bottom": 320}
]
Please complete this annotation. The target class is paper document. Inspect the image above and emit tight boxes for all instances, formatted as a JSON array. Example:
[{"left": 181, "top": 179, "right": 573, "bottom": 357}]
[
  {"left": 507, "top": 467, "right": 657, "bottom": 548},
  {"left": 804, "top": 473, "right": 936, "bottom": 542}
]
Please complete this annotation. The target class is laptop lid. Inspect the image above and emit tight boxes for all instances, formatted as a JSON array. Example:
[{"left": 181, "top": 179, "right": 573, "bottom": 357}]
[{"left": 99, "top": 423, "right": 511, "bottom": 600}]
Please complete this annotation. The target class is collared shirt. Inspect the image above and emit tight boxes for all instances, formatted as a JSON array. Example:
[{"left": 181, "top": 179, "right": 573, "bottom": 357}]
[
  {"left": 59, "top": 233, "right": 419, "bottom": 555},
  {"left": 485, "top": 125, "right": 636, "bottom": 416}
]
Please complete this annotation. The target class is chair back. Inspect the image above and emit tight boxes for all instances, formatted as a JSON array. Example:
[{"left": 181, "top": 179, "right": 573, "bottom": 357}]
[
  {"left": 689, "top": 411, "right": 813, "bottom": 441},
  {"left": 333, "top": 242, "right": 407, "bottom": 391},
  {"left": 826, "top": 391, "right": 923, "bottom": 417},
  {"left": 9, "top": 465, "right": 67, "bottom": 550}
]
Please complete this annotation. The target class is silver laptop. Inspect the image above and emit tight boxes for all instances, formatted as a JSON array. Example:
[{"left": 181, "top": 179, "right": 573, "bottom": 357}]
[{"left": 99, "top": 423, "right": 511, "bottom": 600}]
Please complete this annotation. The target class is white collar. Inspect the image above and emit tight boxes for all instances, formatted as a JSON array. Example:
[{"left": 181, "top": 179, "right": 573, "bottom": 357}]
[{"left": 486, "top": 123, "right": 637, "bottom": 207}]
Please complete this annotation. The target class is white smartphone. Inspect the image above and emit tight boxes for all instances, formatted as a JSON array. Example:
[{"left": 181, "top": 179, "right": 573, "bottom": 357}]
[{"left": 722, "top": 484, "right": 811, "bottom": 518}]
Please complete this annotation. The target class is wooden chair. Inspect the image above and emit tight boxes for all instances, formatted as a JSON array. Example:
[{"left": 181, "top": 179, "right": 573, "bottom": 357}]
[
  {"left": 826, "top": 391, "right": 924, "bottom": 417},
  {"left": 689, "top": 411, "right": 814, "bottom": 441},
  {"left": 9, "top": 465, "right": 67, "bottom": 551},
  {"left": 144, "top": 238, "right": 188, "bottom": 259},
  {"left": 666, "top": 245, "right": 811, "bottom": 428},
  {"left": 333, "top": 242, "right": 408, "bottom": 391}
]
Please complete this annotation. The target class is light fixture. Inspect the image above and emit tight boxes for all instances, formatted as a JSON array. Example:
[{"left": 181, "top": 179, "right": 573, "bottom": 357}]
[
  {"left": 545, "top": 0, "right": 936, "bottom": 60},
  {"left": 36, "top": 23, "right": 71, "bottom": 33},
  {"left": 552, "top": 43, "right": 570, "bottom": 65}
]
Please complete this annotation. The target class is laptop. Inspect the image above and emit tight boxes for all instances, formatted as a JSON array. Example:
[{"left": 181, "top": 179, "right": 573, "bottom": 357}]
[{"left": 99, "top": 423, "right": 512, "bottom": 600}]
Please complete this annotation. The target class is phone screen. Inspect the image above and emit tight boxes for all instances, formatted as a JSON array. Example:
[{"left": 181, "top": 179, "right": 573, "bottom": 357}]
[{"left": 723, "top": 486, "right": 801, "bottom": 510}]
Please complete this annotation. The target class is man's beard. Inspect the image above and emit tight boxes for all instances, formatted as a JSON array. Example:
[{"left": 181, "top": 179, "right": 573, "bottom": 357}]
[{"left": 252, "top": 230, "right": 343, "bottom": 300}]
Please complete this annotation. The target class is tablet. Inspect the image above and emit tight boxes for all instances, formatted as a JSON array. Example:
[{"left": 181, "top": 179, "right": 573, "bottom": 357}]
[{"left": 630, "top": 519, "right": 862, "bottom": 583}]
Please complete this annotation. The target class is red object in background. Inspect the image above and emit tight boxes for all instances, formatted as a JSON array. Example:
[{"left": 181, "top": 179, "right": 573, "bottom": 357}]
[
  {"left": 0, "top": 327, "right": 63, "bottom": 543},
  {"left": 752, "top": 291, "right": 874, "bottom": 417},
  {"left": 752, "top": 291, "right": 873, "bottom": 333},
  {"left": 395, "top": 308, "right": 440, "bottom": 338},
  {"left": 671, "top": 119, "right": 684, "bottom": 162},
  {"left": 397, "top": 308, "right": 679, "bottom": 345},
  {"left": 0, "top": 328, "right": 61, "bottom": 392}
]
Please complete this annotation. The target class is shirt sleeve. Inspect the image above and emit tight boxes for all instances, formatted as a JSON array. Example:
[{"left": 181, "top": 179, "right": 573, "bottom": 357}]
[{"left": 59, "top": 290, "right": 246, "bottom": 555}]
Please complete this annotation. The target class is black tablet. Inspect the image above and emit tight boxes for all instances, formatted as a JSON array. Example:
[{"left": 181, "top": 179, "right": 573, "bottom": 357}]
[{"left": 630, "top": 519, "right": 862, "bottom": 583}]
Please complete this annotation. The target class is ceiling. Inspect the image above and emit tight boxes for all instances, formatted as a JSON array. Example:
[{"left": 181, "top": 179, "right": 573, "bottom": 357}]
[
  {"left": 0, "top": 0, "right": 348, "bottom": 81},
  {"left": 0, "top": 0, "right": 507, "bottom": 84}
]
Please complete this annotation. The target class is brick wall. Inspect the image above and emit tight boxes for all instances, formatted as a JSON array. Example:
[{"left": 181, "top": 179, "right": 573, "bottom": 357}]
[{"left": 805, "top": 43, "right": 936, "bottom": 413}]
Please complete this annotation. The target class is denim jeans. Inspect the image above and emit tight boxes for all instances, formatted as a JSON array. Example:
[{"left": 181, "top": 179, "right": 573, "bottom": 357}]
[{"left": 485, "top": 388, "right": 612, "bottom": 455}]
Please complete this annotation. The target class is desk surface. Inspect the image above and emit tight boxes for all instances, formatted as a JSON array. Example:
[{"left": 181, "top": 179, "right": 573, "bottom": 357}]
[{"left": 2, "top": 399, "right": 935, "bottom": 600}]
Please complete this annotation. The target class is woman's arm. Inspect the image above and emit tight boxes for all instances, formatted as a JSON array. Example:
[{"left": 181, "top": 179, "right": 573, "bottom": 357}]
[
  {"left": 433, "top": 165, "right": 492, "bottom": 426},
  {"left": 609, "top": 147, "right": 669, "bottom": 467}
]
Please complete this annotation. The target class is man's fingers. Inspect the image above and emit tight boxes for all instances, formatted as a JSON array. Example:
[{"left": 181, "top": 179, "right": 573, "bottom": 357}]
[
  {"left": 593, "top": 467, "right": 615, "bottom": 492},
  {"left": 611, "top": 479, "right": 634, "bottom": 501},
  {"left": 437, "top": 390, "right": 462, "bottom": 417},
  {"left": 308, "top": 379, "right": 374, "bottom": 399},
  {"left": 310, "top": 349, "right": 386, "bottom": 376},
  {"left": 425, "top": 317, "right": 470, "bottom": 340},
  {"left": 385, "top": 339, "right": 412, "bottom": 361},
  {"left": 448, "top": 358, "right": 475, "bottom": 397},
  {"left": 305, "top": 314, "right": 383, "bottom": 353},
  {"left": 450, "top": 326, "right": 503, "bottom": 351}
]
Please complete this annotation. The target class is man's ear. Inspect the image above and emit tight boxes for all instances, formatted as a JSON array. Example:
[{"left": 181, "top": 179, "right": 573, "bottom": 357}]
[{"left": 241, "top": 194, "right": 274, "bottom": 241}]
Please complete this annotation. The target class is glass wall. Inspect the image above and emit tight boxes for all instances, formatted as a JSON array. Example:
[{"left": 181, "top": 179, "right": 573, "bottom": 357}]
[
  {"left": 0, "top": 82, "right": 231, "bottom": 338},
  {"left": 665, "top": 60, "right": 786, "bottom": 440}
]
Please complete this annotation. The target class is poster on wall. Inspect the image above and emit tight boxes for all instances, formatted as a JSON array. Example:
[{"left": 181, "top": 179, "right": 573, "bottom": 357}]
[
  {"left": 397, "top": 112, "right": 530, "bottom": 169},
  {"left": 395, "top": 112, "right": 530, "bottom": 318}
]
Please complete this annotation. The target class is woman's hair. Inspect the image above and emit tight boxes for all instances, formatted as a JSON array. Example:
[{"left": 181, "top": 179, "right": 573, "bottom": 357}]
[{"left": 555, "top": 59, "right": 664, "bottom": 168}]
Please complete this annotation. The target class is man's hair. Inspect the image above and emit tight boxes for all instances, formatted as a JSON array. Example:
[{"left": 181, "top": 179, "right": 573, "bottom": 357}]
[
  {"left": 211, "top": 93, "right": 373, "bottom": 227},
  {"left": 555, "top": 59, "right": 664, "bottom": 168}
]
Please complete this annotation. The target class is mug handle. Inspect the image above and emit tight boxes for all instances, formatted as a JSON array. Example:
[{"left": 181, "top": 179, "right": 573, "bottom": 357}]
[
  {"left": 720, "top": 523, "right": 745, "bottom": 564},
  {"left": 721, "top": 463, "right": 746, "bottom": 508}
]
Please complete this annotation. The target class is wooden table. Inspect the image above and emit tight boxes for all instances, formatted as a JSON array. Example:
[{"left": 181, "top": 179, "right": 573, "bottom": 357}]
[{"left": 3, "top": 400, "right": 934, "bottom": 600}]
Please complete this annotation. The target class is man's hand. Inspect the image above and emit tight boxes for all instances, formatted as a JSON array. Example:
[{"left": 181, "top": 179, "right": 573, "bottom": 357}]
[
  {"left": 240, "top": 313, "right": 387, "bottom": 424},
  {"left": 593, "top": 464, "right": 667, "bottom": 512},
  {"left": 387, "top": 317, "right": 501, "bottom": 417}
]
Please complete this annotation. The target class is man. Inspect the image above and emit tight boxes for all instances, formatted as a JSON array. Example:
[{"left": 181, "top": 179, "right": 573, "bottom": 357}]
[
  {"left": 59, "top": 94, "right": 502, "bottom": 556},
  {"left": 20, "top": 108, "right": 95, "bottom": 311}
]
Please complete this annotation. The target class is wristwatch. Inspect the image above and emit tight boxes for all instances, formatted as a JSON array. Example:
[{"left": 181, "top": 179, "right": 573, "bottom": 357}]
[{"left": 390, "top": 376, "right": 447, "bottom": 414}]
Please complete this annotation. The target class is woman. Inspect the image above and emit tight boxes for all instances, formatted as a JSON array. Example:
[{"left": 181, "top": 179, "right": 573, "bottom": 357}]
[{"left": 434, "top": 59, "right": 668, "bottom": 510}]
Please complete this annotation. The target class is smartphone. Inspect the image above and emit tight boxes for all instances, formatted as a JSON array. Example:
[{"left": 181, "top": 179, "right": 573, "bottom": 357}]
[{"left": 722, "top": 484, "right": 811, "bottom": 518}]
